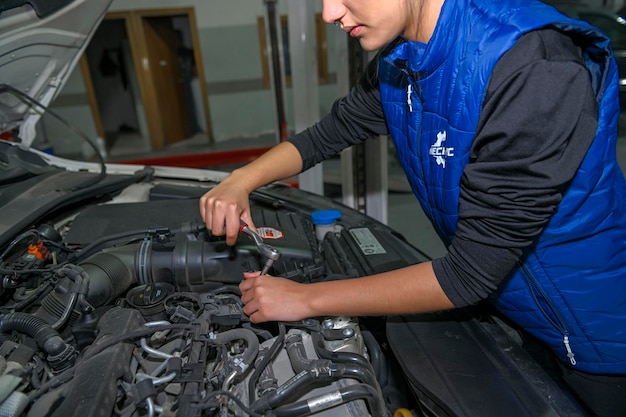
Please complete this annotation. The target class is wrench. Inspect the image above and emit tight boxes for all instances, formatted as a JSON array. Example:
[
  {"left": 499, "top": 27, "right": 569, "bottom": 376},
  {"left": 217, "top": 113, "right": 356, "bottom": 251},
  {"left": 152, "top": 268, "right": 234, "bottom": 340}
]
[{"left": 240, "top": 222, "right": 281, "bottom": 275}]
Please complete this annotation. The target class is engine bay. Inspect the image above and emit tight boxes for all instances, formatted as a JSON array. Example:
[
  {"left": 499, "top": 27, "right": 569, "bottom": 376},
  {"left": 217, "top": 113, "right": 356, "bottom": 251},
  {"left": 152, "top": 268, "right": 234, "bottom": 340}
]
[{"left": 0, "top": 174, "right": 426, "bottom": 417}]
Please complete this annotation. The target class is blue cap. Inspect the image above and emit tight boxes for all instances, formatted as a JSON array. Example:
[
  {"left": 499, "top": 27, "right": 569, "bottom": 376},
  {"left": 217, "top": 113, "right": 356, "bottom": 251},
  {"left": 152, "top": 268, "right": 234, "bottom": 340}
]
[{"left": 311, "top": 209, "right": 342, "bottom": 225}]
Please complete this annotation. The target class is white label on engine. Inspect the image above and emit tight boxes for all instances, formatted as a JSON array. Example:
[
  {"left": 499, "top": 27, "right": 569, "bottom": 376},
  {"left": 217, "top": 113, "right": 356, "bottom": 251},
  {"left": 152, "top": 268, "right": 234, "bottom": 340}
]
[
  {"left": 349, "top": 228, "right": 386, "bottom": 255},
  {"left": 256, "top": 227, "right": 284, "bottom": 239}
]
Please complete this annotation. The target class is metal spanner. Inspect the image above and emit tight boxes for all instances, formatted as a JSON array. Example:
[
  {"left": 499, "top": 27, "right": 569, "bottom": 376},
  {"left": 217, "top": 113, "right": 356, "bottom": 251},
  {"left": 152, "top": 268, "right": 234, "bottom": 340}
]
[{"left": 239, "top": 221, "right": 281, "bottom": 275}]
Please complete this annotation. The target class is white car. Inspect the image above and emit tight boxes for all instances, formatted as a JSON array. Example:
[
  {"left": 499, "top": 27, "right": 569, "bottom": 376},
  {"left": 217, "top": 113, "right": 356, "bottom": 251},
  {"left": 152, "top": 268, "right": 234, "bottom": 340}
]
[{"left": 0, "top": 1, "right": 589, "bottom": 416}]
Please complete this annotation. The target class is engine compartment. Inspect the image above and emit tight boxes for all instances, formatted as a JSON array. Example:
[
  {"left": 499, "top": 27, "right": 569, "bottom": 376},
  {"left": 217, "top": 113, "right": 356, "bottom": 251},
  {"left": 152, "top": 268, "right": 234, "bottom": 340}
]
[{"left": 0, "top": 177, "right": 426, "bottom": 417}]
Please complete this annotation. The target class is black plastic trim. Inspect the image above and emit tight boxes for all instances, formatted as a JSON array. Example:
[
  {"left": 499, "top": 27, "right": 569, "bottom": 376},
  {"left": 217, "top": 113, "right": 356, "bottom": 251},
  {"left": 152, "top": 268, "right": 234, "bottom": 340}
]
[{"left": 0, "top": 0, "right": 74, "bottom": 18}]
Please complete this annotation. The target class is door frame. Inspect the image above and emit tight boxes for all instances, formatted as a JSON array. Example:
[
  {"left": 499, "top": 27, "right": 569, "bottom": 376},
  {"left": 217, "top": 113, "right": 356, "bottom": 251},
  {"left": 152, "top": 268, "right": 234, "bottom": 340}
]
[{"left": 81, "top": 7, "right": 214, "bottom": 150}]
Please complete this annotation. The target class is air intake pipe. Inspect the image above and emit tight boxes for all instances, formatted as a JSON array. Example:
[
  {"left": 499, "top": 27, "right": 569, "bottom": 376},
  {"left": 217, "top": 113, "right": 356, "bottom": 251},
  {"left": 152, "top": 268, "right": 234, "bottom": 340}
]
[{"left": 36, "top": 229, "right": 259, "bottom": 324}]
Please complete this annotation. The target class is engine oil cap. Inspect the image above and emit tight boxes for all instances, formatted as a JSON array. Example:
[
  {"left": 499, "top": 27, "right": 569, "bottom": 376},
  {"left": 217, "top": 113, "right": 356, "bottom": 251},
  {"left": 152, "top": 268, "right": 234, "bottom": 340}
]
[{"left": 311, "top": 209, "right": 342, "bottom": 225}]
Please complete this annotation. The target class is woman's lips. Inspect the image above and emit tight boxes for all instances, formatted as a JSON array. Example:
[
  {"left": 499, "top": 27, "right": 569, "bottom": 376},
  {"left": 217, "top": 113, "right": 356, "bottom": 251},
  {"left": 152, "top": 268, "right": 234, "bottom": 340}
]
[{"left": 343, "top": 25, "right": 363, "bottom": 38}]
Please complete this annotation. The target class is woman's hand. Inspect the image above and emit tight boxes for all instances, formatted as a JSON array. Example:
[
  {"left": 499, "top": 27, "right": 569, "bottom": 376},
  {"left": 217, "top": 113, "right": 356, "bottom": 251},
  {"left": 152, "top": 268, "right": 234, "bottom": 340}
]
[
  {"left": 198, "top": 142, "right": 304, "bottom": 246},
  {"left": 239, "top": 272, "right": 313, "bottom": 323},
  {"left": 199, "top": 173, "right": 255, "bottom": 246}
]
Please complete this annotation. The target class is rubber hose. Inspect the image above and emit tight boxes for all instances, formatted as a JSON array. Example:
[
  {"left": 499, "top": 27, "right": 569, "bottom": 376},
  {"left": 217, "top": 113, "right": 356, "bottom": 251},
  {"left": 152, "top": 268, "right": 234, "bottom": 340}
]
[
  {"left": 214, "top": 328, "right": 260, "bottom": 374},
  {"left": 334, "top": 363, "right": 380, "bottom": 391},
  {"left": 360, "top": 330, "right": 385, "bottom": 382},
  {"left": 0, "top": 313, "right": 66, "bottom": 356},
  {"left": 248, "top": 323, "right": 285, "bottom": 404},
  {"left": 285, "top": 333, "right": 332, "bottom": 374},
  {"left": 288, "top": 339, "right": 385, "bottom": 415},
  {"left": 311, "top": 332, "right": 372, "bottom": 370},
  {"left": 255, "top": 355, "right": 382, "bottom": 413},
  {"left": 287, "top": 335, "right": 378, "bottom": 387},
  {"left": 334, "top": 362, "right": 387, "bottom": 414},
  {"left": 253, "top": 370, "right": 318, "bottom": 412}
]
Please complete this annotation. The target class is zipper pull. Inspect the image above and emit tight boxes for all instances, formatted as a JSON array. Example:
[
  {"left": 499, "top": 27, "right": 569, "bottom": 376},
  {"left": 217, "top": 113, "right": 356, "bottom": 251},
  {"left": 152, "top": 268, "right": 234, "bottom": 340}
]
[
  {"left": 407, "top": 84, "right": 413, "bottom": 112},
  {"left": 563, "top": 335, "right": 577, "bottom": 365}
]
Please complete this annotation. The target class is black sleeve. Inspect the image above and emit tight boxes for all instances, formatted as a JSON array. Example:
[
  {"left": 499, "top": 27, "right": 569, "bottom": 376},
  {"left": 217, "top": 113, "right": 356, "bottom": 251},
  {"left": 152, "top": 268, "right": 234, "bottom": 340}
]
[
  {"left": 287, "top": 57, "right": 389, "bottom": 171},
  {"left": 432, "top": 29, "right": 599, "bottom": 307}
]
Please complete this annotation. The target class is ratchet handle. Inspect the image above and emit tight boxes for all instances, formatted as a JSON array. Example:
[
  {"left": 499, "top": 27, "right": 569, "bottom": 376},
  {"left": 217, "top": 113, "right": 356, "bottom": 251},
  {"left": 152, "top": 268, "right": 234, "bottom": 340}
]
[
  {"left": 240, "top": 221, "right": 263, "bottom": 246},
  {"left": 239, "top": 220, "right": 282, "bottom": 275}
]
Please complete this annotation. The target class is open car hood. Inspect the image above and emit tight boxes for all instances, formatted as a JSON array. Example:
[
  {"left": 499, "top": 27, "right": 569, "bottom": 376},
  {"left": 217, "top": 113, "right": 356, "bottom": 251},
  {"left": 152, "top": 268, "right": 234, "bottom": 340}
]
[{"left": 0, "top": 0, "right": 111, "bottom": 145}]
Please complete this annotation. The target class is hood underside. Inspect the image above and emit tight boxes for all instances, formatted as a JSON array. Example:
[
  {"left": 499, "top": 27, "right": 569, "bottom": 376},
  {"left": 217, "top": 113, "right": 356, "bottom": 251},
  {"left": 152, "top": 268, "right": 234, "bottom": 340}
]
[{"left": 0, "top": 0, "right": 111, "bottom": 145}]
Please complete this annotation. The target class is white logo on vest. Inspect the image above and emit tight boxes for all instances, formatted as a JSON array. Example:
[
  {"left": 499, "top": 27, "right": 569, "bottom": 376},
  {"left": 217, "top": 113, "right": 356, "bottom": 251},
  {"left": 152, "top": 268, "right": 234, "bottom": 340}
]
[{"left": 430, "top": 131, "right": 454, "bottom": 168}]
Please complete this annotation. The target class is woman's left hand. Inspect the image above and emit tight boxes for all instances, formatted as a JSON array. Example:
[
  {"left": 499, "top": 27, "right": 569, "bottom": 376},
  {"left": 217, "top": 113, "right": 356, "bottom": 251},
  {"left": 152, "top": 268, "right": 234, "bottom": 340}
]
[{"left": 239, "top": 271, "right": 313, "bottom": 323}]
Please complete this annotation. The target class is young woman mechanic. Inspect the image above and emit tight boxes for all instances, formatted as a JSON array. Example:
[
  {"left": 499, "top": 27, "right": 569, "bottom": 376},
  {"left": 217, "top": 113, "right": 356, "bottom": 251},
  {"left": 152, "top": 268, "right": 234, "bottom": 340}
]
[{"left": 200, "top": 0, "right": 626, "bottom": 415}]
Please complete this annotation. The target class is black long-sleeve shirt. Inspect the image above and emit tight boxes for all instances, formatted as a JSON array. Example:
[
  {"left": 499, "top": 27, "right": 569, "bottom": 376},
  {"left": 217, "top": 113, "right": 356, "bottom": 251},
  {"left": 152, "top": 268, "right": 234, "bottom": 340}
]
[{"left": 288, "top": 29, "right": 599, "bottom": 307}]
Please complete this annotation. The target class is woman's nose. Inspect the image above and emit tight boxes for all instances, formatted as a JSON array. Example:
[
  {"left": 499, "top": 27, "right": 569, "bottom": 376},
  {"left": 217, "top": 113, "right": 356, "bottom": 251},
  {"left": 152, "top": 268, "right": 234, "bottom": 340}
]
[{"left": 321, "top": 0, "right": 345, "bottom": 24}]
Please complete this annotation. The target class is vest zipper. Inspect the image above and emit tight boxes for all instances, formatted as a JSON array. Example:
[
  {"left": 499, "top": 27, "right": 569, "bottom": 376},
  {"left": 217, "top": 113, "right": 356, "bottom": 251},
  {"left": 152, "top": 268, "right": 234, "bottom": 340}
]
[
  {"left": 405, "top": 75, "right": 433, "bottom": 219},
  {"left": 520, "top": 264, "right": 577, "bottom": 366}
]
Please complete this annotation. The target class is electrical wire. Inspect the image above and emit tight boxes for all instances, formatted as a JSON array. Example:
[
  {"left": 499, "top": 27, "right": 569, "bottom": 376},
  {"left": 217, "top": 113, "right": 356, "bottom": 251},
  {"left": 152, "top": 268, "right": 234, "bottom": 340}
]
[
  {"left": 27, "top": 323, "right": 196, "bottom": 402},
  {"left": 0, "top": 229, "right": 38, "bottom": 261}
]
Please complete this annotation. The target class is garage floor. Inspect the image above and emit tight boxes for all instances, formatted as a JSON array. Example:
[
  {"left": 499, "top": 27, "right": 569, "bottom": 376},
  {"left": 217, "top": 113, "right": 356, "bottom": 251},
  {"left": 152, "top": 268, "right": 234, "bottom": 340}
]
[{"left": 106, "top": 127, "right": 626, "bottom": 260}]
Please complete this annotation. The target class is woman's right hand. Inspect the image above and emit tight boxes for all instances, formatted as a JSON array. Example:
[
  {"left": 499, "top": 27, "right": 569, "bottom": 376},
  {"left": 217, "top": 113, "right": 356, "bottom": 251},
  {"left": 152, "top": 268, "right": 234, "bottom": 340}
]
[
  {"left": 198, "top": 141, "right": 304, "bottom": 245},
  {"left": 199, "top": 172, "right": 256, "bottom": 246}
]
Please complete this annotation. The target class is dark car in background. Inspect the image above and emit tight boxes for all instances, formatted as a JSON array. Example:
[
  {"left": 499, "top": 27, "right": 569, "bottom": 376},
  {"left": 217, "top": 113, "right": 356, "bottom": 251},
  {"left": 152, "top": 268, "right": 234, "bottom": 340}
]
[{"left": 544, "top": 0, "right": 626, "bottom": 110}]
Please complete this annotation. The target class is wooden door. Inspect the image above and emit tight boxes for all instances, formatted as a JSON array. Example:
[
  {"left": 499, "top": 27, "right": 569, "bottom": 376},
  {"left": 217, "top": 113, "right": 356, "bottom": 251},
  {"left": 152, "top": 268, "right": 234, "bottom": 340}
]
[
  {"left": 143, "top": 17, "right": 191, "bottom": 146},
  {"left": 81, "top": 8, "right": 214, "bottom": 152}
]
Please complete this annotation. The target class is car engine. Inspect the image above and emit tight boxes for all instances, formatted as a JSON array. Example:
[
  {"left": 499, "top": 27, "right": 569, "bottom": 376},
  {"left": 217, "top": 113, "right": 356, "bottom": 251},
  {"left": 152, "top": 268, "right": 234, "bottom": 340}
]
[{"left": 0, "top": 175, "right": 427, "bottom": 417}]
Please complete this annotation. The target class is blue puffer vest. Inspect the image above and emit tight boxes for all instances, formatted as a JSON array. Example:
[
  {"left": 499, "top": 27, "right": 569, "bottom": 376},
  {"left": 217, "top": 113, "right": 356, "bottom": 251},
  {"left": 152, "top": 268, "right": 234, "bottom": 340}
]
[{"left": 380, "top": 0, "right": 626, "bottom": 374}]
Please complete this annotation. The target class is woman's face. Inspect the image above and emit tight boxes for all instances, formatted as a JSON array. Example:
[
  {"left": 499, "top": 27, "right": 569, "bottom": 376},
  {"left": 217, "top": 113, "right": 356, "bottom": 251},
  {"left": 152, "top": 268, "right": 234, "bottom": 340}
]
[{"left": 322, "top": 0, "right": 420, "bottom": 51}]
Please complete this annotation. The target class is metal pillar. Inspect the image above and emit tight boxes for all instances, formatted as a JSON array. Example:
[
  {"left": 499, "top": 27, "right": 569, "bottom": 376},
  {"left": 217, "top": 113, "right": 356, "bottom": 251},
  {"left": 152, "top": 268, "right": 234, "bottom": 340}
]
[
  {"left": 263, "top": 0, "right": 289, "bottom": 143},
  {"left": 336, "top": 35, "right": 388, "bottom": 223},
  {"left": 288, "top": 0, "right": 323, "bottom": 194}
]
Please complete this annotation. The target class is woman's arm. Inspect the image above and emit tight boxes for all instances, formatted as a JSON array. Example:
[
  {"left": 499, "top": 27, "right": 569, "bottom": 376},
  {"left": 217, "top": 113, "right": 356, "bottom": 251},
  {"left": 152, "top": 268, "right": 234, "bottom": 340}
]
[
  {"left": 239, "top": 261, "right": 454, "bottom": 323},
  {"left": 200, "top": 57, "right": 387, "bottom": 245},
  {"left": 289, "top": 56, "right": 389, "bottom": 170}
]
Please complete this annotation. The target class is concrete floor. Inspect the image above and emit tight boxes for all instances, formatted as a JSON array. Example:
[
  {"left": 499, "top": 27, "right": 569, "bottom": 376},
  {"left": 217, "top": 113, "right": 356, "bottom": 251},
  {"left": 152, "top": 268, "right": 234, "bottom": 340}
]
[{"left": 106, "top": 127, "right": 626, "bottom": 260}]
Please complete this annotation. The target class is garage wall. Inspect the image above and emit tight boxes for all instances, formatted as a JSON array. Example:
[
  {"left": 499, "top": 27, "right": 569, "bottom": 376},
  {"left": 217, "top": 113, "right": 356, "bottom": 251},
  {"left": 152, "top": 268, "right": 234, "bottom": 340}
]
[{"left": 44, "top": 0, "right": 343, "bottom": 156}]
